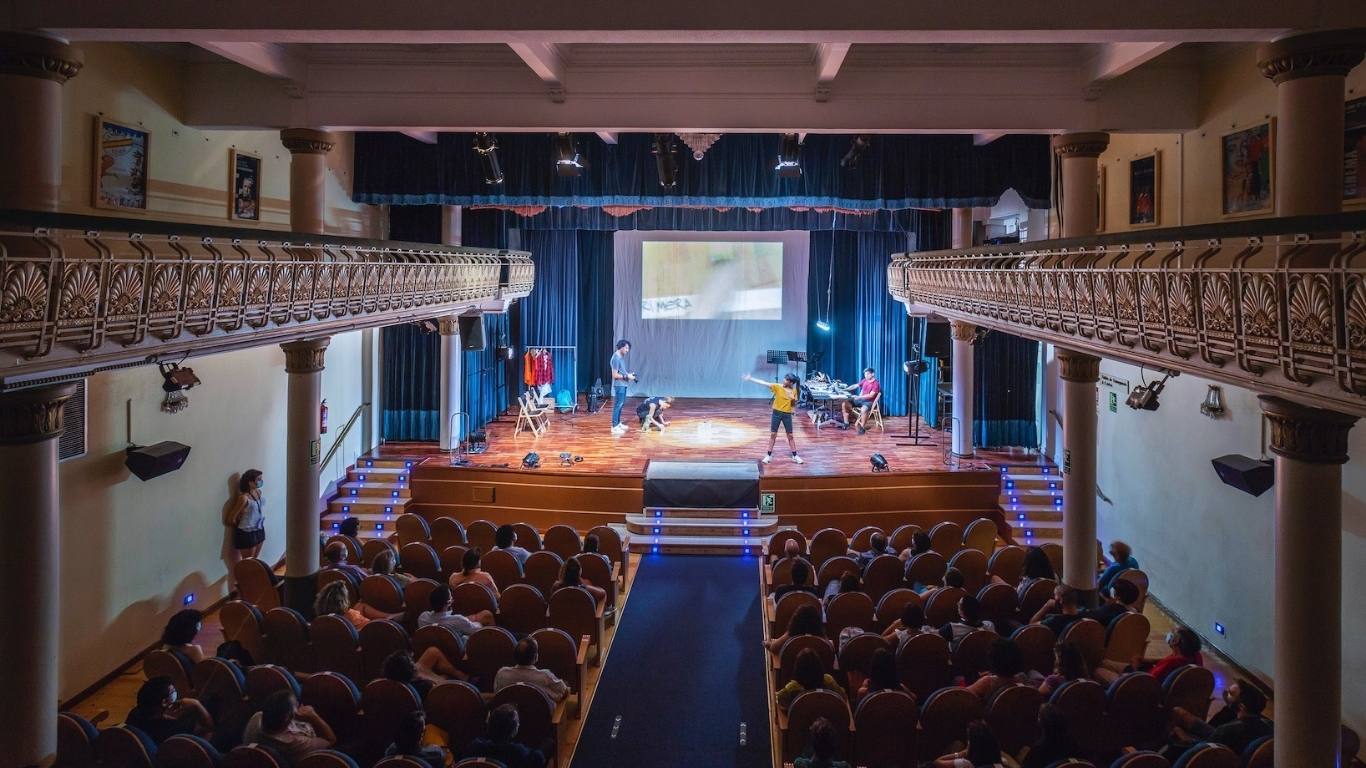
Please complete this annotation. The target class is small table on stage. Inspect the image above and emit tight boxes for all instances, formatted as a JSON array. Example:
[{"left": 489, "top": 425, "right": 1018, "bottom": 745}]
[{"left": 805, "top": 382, "right": 852, "bottom": 432}]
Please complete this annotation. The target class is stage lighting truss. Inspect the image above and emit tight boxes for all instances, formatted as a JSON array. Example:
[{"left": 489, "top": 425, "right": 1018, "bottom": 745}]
[
  {"left": 775, "top": 133, "right": 802, "bottom": 178},
  {"left": 652, "top": 134, "right": 679, "bottom": 188},
  {"left": 554, "top": 133, "right": 584, "bottom": 177},
  {"left": 473, "top": 132, "right": 504, "bottom": 185}
]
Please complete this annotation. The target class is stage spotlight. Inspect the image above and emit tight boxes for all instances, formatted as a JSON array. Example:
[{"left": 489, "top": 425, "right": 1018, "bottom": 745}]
[
  {"left": 869, "top": 453, "right": 889, "bottom": 472},
  {"left": 473, "top": 132, "right": 504, "bottom": 185},
  {"left": 554, "top": 133, "right": 584, "bottom": 177},
  {"left": 815, "top": 319, "right": 831, "bottom": 332},
  {"left": 775, "top": 133, "right": 802, "bottom": 178},
  {"left": 1126, "top": 371, "right": 1174, "bottom": 412},
  {"left": 840, "top": 134, "right": 871, "bottom": 169},
  {"left": 903, "top": 359, "right": 929, "bottom": 375},
  {"left": 158, "top": 360, "right": 201, "bottom": 414},
  {"left": 652, "top": 134, "right": 678, "bottom": 188}
]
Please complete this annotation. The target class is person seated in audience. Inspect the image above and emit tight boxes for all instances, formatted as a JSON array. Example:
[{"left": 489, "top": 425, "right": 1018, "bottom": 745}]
[
  {"left": 371, "top": 549, "right": 413, "bottom": 587},
  {"left": 450, "top": 547, "right": 500, "bottom": 597},
  {"left": 1020, "top": 704, "right": 1075, "bottom": 768},
  {"left": 1164, "top": 680, "right": 1272, "bottom": 760},
  {"left": 321, "top": 541, "right": 368, "bottom": 583},
  {"left": 1030, "top": 584, "right": 1081, "bottom": 636},
  {"left": 882, "top": 602, "right": 931, "bottom": 647},
  {"left": 965, "top": 638, "right": 1028, "bottom": 700},
  {"left": 313, "top": 579, "right": 401, "bottom": 629},
  {"left": 794, "top": 716, "right": 852, "bottom": 768},
  {"left": 125, "top": 676, "right": 214, "bottom": 744},
  {"left": 934, "top": 720, "right": 1006, "bottom": 768},
  {"left": 849, "top": 532, "right": 890, "bottom": 569},
  {"left": 495, "top": 524, "right": 533, "bottom": 566},
  {"left": 1207, "top": 679, "right": 1248, "bottom": 728},
  {"left": 939, "top": 595, "right": 996, "bottom": 648},
  {"left": 383, "top": 649, "right": 445, "bottom": 699},
  {"left": 460, "top": 703, "right": 547, "bottom": 768},
  {"left": 1038, "top": 641, "right": 1091, "bottom": 697},
  {"left": 582, "top": 533, "right": 612, "bottom": 570},
  {"left": 161, "top": 608, "right": 206, "bottom": 664},
  {"left": 1135, "top": 626, "right": 1203, "bottom": 683},
  {"left": 385, "top": 710, "right": 446, "bottom": 768},
  {"left": 554, "top": 557, "right": 608, "bottom": 609},
  {"left": 243, "top": 689, "right": 337, "bottom": 762},
  {"left": 773, "top": 558, "right": 820, "bottom": 600},
  {"left": 899, "top": 531, "right": 933, "bottom": 562},
  {"left": 1016, "top": 546, "right": 1056, "bottom": 590},
  {"left": 855, "top": 646, "right": 912, "bottom": 702},
  {"left": 419, "top": 584, "right": 493, "bottom": 639},
  {"left": 917, "top": 566, "right": 966, "bottom": 597},
  {"left": 494, "top": 637, "right": 570, "bottom": 702},
  {"left": 776, "top": 647, "right": 848, "bottom": 712},
  {"left": 1097, "top": 539, "right": 1139, "bottom": 593},
  {"left": 781, "top": 537, "right": 801, "bottom": 560},
  {"left": 823, "top": 570, "right": 862, "bottom": 603},
  {"left": 766, "top": 604, "right": 828, "bottom": 654},
  {"left": 1078, "top": 578, "right": 1140, "bottom": 627},
  {"left": 338, "top": 516, "right": 361, "bottom": 539}
]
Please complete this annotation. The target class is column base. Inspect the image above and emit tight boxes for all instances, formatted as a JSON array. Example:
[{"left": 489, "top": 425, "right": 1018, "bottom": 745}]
[
  {"left": 951, "top": 451, "right": 976, "bottom": 459},
  {"left": 283, "top": 573, "right": 319, "bottom": 615}
]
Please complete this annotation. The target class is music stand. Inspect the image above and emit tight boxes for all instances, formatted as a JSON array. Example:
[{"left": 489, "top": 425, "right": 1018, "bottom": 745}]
[
  {"left": 766, "top": 349, "right": 786, "bottom": 380},
  {"left": 787, "top": 350, "right": 808, "bottom": 382}
]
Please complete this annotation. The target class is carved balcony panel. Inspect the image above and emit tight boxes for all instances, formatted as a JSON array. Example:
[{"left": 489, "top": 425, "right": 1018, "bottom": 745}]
[
  {"left": 0, "top": 210, "right": 533, "bottom": 381},
  {"left": 890, "top": 212, "right": 1366, "bottom": 416}
]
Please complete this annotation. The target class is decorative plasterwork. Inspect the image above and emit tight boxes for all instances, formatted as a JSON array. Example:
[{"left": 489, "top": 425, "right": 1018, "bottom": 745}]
[
  {"left": 0, "top": 382, "right": 78, "bottom": 444},
  {"left": 1259, "top": 396, "right": 1358, "bottom": 464},
  {"left": 1257, "top": 28, "right": 1366, "bottom": 84},
  {"left": 0, "top": 32, "right": 84, "bottom": 83}
]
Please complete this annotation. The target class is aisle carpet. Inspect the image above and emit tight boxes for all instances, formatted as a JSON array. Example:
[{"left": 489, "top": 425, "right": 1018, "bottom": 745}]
[{"left": 572, "top": 555, "right": 772, "bottom": 768}]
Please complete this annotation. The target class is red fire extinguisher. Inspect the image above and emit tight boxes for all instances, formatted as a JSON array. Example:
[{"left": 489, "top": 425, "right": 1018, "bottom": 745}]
[{"left": 320, "top": 399, "right": 329, "bottom": 434}]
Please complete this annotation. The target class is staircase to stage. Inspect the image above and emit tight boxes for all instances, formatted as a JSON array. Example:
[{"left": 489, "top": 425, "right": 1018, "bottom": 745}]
[
  {"left": 626, "top": 460, "right": 794, "bottom": 555},
  {"left": 998, "top": 462, "right": 1064, "bottom": 546}
]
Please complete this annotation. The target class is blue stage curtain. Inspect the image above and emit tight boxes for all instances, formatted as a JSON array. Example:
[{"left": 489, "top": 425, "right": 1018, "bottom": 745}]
[
  {"left": 487, "top": 205, "right": 938, "bottom": 233},
  {"left": 577, "top": 231, "right": 615, "bottom": 390},
  {"left": 973, "top": 331, "right": 1040, "bottom": 448},
  {"left": 462, "top": 208, "right": 514, "bottom": 434},
  {"left": 355, "top": 132, "right": 1051, "bottom": 210},
  {"left": 381, "top": 206, "right": 442, "bottom": 440},
  {"left": 917, "top": 355, "right": 942, "bottom": 429},
  {"left": 516, "top": 231, "right": 581, "bottom": 397}
]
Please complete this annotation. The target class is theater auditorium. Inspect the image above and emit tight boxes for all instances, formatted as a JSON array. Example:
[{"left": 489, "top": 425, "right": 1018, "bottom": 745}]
[{"left": 1, "top": 5, "right": 1365, "bottom": 768}]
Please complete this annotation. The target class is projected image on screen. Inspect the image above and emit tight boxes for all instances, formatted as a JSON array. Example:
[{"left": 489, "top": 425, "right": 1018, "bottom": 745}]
[{"left": 641, "top": 241, "right": 784, "bottom": 320}]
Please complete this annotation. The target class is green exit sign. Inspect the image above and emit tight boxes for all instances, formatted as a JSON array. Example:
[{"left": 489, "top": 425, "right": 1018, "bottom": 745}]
[
  {"left": 1108, "top": 391, "right": 1118, "bottom": 413},
  {"left": 760, "top": 493, "right": 776, "bottom": 513}
]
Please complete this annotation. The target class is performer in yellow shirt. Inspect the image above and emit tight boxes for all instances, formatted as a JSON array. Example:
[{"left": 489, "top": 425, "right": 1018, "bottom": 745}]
[{"left": 741, "top": 372, "right": 804, "bottom": 465}]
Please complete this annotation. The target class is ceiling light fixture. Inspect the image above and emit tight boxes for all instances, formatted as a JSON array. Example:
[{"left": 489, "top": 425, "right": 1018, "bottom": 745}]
[
  {"left": 653, "top": 134, "right": 678, "bottom": 188},
  {"left": 840, "top": 134, "right": 872, "bottom": 169},
  {"left": 473, "top": 132, "right": 504, "bottom": 185},
  {"left": 775, "top": 133, "right": 803, "bottom": 178},
  {"left": 554, "top": 133, "right": 584, "bottom": 177},
  {"left": 1126, "top": 370, "right": 1176, "bottom": 412}
]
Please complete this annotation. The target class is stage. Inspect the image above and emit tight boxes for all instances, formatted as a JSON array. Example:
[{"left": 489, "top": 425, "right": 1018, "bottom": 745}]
[{"left": 388, "top": 398, "right": 1025, "bottom": 536}]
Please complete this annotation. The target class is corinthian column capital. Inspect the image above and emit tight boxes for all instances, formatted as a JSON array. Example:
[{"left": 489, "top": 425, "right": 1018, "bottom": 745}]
[
  {"left": 0, "top": 382, "right": 78, "bottom": 444},
  {"left": 281, "top": 337, "right": 330, "bottom": 374},
  {"left": 1258, "top": 28, "right": 1366, "bottom": 84},
  {"left": 279, "top": 128, "right": 336, "bottom": 156},
  {"left": 950, "top": 320, "right": 977, "bottom": 343},
  {"left": 1057, "top": 349, "right": 1101, "bottom": 383},
  {"left": 0, "top": 32, "right": 84, "bottom": 84},
  {"left": 1259, "top": 396, "right": 1358, "bottom": 464},
  {"left": 1051, "top": 131, "right": 1110, "bottom": 159}
]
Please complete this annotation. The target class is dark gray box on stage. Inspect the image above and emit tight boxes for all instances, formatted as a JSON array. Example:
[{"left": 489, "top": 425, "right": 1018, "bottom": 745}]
[{"left": 644, "top": 460, "right": 761, "bottom": 509}]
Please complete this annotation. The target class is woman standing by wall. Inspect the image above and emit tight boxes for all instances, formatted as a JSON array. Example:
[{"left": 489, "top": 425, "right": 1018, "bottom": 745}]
[{"left": 225, "top": 469, "right": 267, "bottom": 584}]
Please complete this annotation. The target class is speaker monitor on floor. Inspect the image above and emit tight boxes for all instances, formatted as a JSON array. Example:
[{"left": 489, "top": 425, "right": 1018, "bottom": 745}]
[
  {"left": 125, "top": 441, "right": 192, "bottom": 481},
  {"left": 459, "top": 314, "right": 486, "bottom": 350},
  {"left": 1211, "top": 454, "right": 1274, "bottom": 497}
]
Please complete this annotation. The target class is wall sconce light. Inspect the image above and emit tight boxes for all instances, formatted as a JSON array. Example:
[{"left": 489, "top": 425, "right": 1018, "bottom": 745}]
[{"left": 1200, "top": 385, "right": 1225, "bottom": 418}]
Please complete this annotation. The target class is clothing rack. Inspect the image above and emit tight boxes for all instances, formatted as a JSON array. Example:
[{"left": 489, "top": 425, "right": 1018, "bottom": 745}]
[{"left": 522, "top": 344, "right": 579, "bottom": 413}]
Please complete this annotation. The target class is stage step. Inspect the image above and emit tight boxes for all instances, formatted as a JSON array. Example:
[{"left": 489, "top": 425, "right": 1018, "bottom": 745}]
[
  {"left": 626, "top": 533, "right": 770, "bottom": 556},
  {"left": 995, "top": 462, "right": 1065, "bottom": 547},
  {"left": 347, "top": 466, "right": 412, "bottom": 483},
  {"left": 338, "top": 481, "right": 413, "bottom": 499},
  {"left": 624, "top": 514, "right": 779, "bottom": 538},
  {"left": 329, "top": 496, "right": 412, "bottom": 515},
  {"left": 639, "top": 506, "right": 763, "bottom": 520},
  {"left": 357, "top": 457, "right": 419, "bottom": 470},
  {"left": 321, "top": 511, "right": 401, "bottom": 538}
]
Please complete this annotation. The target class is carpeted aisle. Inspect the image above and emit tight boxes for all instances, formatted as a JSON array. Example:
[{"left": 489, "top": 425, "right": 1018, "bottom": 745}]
[{"left": 572, "top": 555, "right": 772, "bottom": 768}]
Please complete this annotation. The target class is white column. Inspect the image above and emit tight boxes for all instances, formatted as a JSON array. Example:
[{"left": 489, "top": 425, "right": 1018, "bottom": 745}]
[
  {"left": 438, "top": 316, "right": 464, "bottom": 451},
  {"left": 1050, "top": 132, "right": 1110, "bottom": 239},
  {"left": 279, "top": 129, "right": 336, "bottom": 235},
  {"left": 280, "top": 337, "right": 329, "bottom": 612},
  {"left": 1259, "top": 397, "right": 1357, "bottom": 768},
  {"left": 0, "top": 33, "right": 83, "bottom": 211},
  {"left": 950, "top": 320, "right": 975, "bottom": 457},
  {"left": 1258, "top": 30, "right": 1366, "bottom": 217},
  {"left": 951, "top": 208, "right": 974, "bottom": 250},
  {"left": 440, "top": 205, "right": 463, "bottom": 246},
  {"left": 1057, "top": 350, "right": 1100, "bottom": 604},
  {"left": 0, "top": 383, "right": 77, "bottom": 767}
]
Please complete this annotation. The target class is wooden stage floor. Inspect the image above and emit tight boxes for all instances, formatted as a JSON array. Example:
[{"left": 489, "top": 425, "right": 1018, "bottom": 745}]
[{"left": 389, "top": 398, "right": 1037, "bottom": 477}]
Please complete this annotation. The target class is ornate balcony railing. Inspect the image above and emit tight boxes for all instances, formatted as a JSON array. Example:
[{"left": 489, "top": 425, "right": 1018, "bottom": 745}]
[
  {"left": 890, "top": 211, "right": 1366, "bottom": 416},
  {"left": 0, "top": 210, "right": 534, "bottom": 383}
]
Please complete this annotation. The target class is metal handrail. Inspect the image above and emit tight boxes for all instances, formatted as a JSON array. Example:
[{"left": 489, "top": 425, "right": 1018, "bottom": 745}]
[{"left": 321, "top": 402, "right": 372, "bottom": 470}]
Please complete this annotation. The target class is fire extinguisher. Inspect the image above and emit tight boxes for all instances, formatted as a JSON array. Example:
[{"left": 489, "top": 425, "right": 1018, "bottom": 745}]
[{"left": 319, "top": 399, "right": 329, "bottom": 434}]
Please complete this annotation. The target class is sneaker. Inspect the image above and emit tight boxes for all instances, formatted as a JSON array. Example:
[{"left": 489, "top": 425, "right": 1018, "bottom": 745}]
[
  {"left": 857, "top": 425, "right": 867, "bottom": 435},
  {"left": 791, "top": 454, "right": 805, "bottom": 464},
  {"left": 762, "top": 453, "right": 772, "bottom": 464}
]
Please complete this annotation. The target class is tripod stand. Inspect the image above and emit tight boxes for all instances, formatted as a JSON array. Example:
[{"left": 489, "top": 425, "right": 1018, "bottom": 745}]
[{"left": 897, "top": 356, "right": 936, "bottom": 447}]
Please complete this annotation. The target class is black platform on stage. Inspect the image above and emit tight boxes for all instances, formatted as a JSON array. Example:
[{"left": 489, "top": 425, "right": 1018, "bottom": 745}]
[{"left": 643, "top": 460, "right": 760, "bottom": 509}]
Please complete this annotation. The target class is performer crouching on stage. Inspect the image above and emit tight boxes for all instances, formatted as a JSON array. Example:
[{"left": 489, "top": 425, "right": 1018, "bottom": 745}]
[
  {"left": 741, "top": 372, "right": 804, "bottom": 465},
  {"left": 636, "top": 395, "right": 673, "bottom": 432},
  {"left": 841, "top": 367, "right": 882, "bottom": 434}
]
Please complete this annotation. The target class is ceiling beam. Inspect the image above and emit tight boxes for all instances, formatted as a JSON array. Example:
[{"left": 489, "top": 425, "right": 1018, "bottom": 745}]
[
  {"left": 1085, "top": 41, "right": 1181, "bottom": 84},
  {"left": 814, "top": 42, "right": 851, "bottom": 82},
  {"left": 596, "top": 131, "right": 618, "bottom": 144},
  {"left": 195, "top": 41, "right": 305, "bottom": 83},
  {"left": 508, "top": 41, "right": 566, "bottom": 102},
  {"left": 399, "top": 129, "right": 440, "bottom": 144},
  {"left": 972, "top": 132, "right": 1005, "bottom": 146}
]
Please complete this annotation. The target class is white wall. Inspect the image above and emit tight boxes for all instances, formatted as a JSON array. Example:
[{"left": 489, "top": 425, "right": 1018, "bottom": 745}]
[
  {"left": 56, "top": 331, "right": 368, "bottom": 699},
  {"left": 1093, "top": 360, "right": 1366, "bottom": 738}
]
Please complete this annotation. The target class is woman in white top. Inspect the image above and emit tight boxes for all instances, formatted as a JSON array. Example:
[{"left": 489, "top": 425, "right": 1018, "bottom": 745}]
[
  {"left": 934, "top": 721, "right": 1005, "bottom": 768},
  {"left": 225, "top": 469, "right": 266, "bottom": 587}
]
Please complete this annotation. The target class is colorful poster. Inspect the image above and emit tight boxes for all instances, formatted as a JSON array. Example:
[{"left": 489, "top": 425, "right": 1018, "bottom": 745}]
[
  {"left": 94, "top": 118, "right": 149, "bottom": 211},
  {"left": 1222, "top": 122, "right": 1274, "bottom": 216},
  {"left": 230, "top": 150, "right": 262, "bottom": 221},
  {"left": 1345, "top": 97, "right": 1366, "bottom": 204},
  {"left": 1129, "top": 154, "right": 1158, "bottom": 227}
]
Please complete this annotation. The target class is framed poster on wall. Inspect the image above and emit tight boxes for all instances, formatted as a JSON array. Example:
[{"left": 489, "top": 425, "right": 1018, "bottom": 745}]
[
  {"left": 229, "top": 149, "right": 262, "bottom": 221},
  {"left": 1345, "top": 96, "right": 1366, "bottom": 206},
  {"left": 1221, "top": 120, "right": 1275, "bottom": 217},
  {"left": 92, "top": 116, "right": 150, "bottom": 211},
  {"left": 1128, "top": 152, "right": 1160, "bottom": 227}
]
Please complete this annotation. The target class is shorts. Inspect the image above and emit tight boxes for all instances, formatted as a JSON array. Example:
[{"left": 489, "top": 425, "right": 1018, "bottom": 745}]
[
  {"left": 770, "top": 409, "right": 794, "bottom": 434},
  {"left": 233, "top": 527, "right": 265, "bottom": 550}
]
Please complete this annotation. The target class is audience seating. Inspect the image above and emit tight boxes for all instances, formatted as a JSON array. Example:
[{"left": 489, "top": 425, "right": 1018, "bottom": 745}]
[
  {"left": 511, "top": 522, "right": 543, "bottom": 552},
  {"left": 310, "top": 615, "right": 363, "bottom": 681},
  {"left": 399, "top": 542, "right": 441, "bottom": 581},
  {"left": 836, "top": 632, "right": 889, "bottom": 690},
  {"left": 541, "top": 524, "right": 582, "bottom": 560},
  {"left": 326, "top": 535, "right": 364, "bottom": 565},
  {"left": 584, "top": 525, "right": 629, "bottom": 590},
  {"left": 777, "top": 635, "right": 836, "bottom": 687},
  {"left": 1170, "top": 743, "right": 1239, "bottom": 768},
  {"left": 573, "top": 552, "right": 620, "bottom": 621},
  {"left": 57, "top": 712, "right": 100, "bottom": 768},
  {"left": 897, "top": 633, "right": 952, "bottom": 701},
  {"left": 530, "top": 627, "right": 590, "bottom": 715},
  {"left": 223, "top": 744, "right": 288, "bottom": 768},
  {"left": 771, "top": 591, "right": 820, "bottom": 636},
  {"left": 360, "top": 540, "right": 394, "bottom": 569},
  {"left": 1242, "top": 736, "right": 1272, "bottom": 768},
  {"left": 988, "top": 545, "right": 1026, "bottom": 586},
  {"left": 523, "top": 550, "right": 564, "bottom": 597},
  {"left": 1051, "top": 678, "right": 1110, "bottom": 759},
  {"left": 907, "top": 551, "right": 947, "bottom": 588},
  {"left": 99, "top": 725, "right": 158, "bottom": 768},
  {"left": 156, "top": 734, "right": 221, "bottom": 768},
  {"left": 429, "top": 517, "right": 466, "bottom": 551},
  {"left": 1110, "top": 752, "right": 1170, "bottom": 768},
  {"left": 928, "top": 521, "right": 964, "bottom": 557},
  {"left": 301, "top": 671, "right": 363, "bottom": 737},
  {"left": 358, "top": 679, "right": 422, "bottom": 762},
  {"left": 296, "top": 752, "right": 360, "bottom": 768},
  {"left": 479, "top": 549, "right": 523, "bottom": 592},
  {"left": 234, "top": 559, "right": 281, "bottom": 611},
  {"left": 962, "top": 518, "right": 998, "bottom": 554},
  {"left": 808, "top": 528, "right": 848, "bottom": 568},
  {"left": 425, "top": 681, "right": 485, "bottom": 755},
  {"left": 1060, "top": 618, "right": 1106, "bottom": 670},
  {"left": 888, "top": 524, "right": 919, "bottom": 554},
  {"left": 853, "top": 689, "right": 918, "bottom": 767},
  {"left": 463, "top": 626, "right": 516, "bottom": 693},
  {"left": 489, "top": 683, "right": 563, "bottom": 766},
  {"left": 395, "top": 514, "right": 431, "bottom": 548},
  {"left": 451, "top": 583, "right": 498, "bottom": 619},
  {"left": 952, "top": 629, "right": 997, "bottom": 679},
  {"left": 1018, "top": 578, "right": 1058, "bottom": 619},
  {"left": 144, "top": 649, "right": 195, "bottom": 696},
  {"left": 861, "top": 554, "right": 903, "bottom": 600},
  {"left": 987, "top": 684, "right": 1043, "bottom": 756},
  {"left": 1107, "top": 672, "right": 1167, "bottom": 751},
  {"left": 359, "top": 620, "right": 410, "bottom": 683},
  {"left": 767, "top": 529, "right": 807, "bottom": 560},
  {"left": 874, "top": 588, "right": 919, "bottom": 631},
  {"left": 1163, "top": 665, "right": 1215, "bottom": 720},
  {"left": 919, "top": 687, "right": 983, "bottom": 759},
  {"left": 824, "top": 591, "right": 874, "bottom": 640},
  {"left": 547, "top": 584, "right": 605, "bottom": 665},
  {"left": 1010, "top": 624, "right": 1058, "bottom": 676},
  {"left": 949, "top": 548, "right": 989, "bottom": 594},
  {"left": 498, "top": 583, "right": 549, "bottom": 635},
  {"left": 465, "top": 520, "right": 498, "bottom": 554},
  {"left": 923, "top": 586, "right": 966, "bottom": 627},
  {"left": 849, "top": 525, "right": 880, "bottom": 552},
  {"left": 781, "top": 689, "right": 849, "bottom": 762}
]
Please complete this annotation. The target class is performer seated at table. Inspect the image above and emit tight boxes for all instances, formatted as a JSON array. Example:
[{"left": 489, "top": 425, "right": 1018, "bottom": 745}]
[
  {"left": 840, "top": 368, "right": 882, "bottom": 434},
  {"left": 636, "top": 395, "right": 674, "bottom": 432}
]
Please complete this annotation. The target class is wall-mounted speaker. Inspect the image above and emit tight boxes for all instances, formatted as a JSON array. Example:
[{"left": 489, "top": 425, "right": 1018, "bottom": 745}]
[
  {"left": 459, "top": 315, "right": 486, "bottom": 350},
  {"left": 125, "top": 441, "right": 192, "bottom": 481},
  {"left": 1211, "top": 454, "right": 1274, "bottom": 497}
]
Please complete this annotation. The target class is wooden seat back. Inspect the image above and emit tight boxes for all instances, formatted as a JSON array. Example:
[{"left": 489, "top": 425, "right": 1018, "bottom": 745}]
[
  {"left": 511, "top": 522, "right": 543, "bottom": 552},
  {"left": 316, "top": 568, "right": 359, "bottom": 604},
  {"left": 498, "top": 583, "right": 549, "bottom": 635},
  {"left": 1017, "top": 578, "right": 1058, "bottom": 620},
  {"left": 928, "top": 521, "right": 964, "bottom": 557},
  {"left": 144, "top": 649, "right": 195, "bottom": 696},
  {"left": 777, "top": 635, "right": 835, "bottom": 687},
  {"left": 585, "top": 525, "right": 626, "bottom": 567},
  {"left": 425, "top": 681, "right": 486, "bottom": 755},
  {"left": 962, "top": 517, "right": 997, "bottom": 554},
  {"left": 155, "top": 735, "right": 221, "bottom": 768},
  {"left": 219, "top": 601, "right": 264, "bottom": 664},
  {"left": 359, "top": 574, "right": 405, "bottom": 614},
  {"left": 309, "top": 614, "right": 361, "bottom": 680},
  {"left": 1109, "top": 751, "right": 1170, "bottom": 768},
  {"left": 985, "top": 683, "right": 1043, "bottom": 757},
  {"left": 770, "top": 556, "right": 807, "bottom": 588},
  {"left": 357, "top": 620, "right": 410, "bottom": 684},
  {"left": 1173, "top": 743, "right": 1239, "bottom": 768},
  {"left": 906, "top": 551, "right": 947, "bottom": 589},
  {"left": 57, "top": 712, "right": 100, "bottom": 768},
  {"left": 325, "top": 535, "right": 363, "bottom": 565},
  {"left": 233, "top": 558, "right": 280, "bottom": 610},
  {"left": 1242, "top": 736, "right": 1272, "bottom": 768},
  {"left": 99, "top": 726, "right": 158, "bottom": 768},
  {"left": 1163, "top": 664, "right": 1215, "bottom": 720},
  {"left": 919, "top": 687, "right": 984, "bottom": 759},
  {"left": 816, "top": 555, "right": 860, "bottom": 586},
  {"left": 439, "top": 545, "right": 469, "bottom": 582},
  {"left": 987, "top": 545, "right": 1026, "bottom": 586},
  {"left": 522, "top": 551, "right": 564, "bottom": 598},
  {"left": 490, "top": 684, "right": 558, "bottom": 756},
  {"left": 464, "top": 626, "right": 517, "bottom": 693},
  {"left": 784, "top": 689, "right": 850, "bottom": 762},
  {"left": 395, "top": 513, "right": 431, "bottom": 547},
  {"left": 1050, "top": 678, "right": 1110, "bottom": 755},
  {"left": 837, "top": 632, "right": 890, "bottom": 686},
  {"left": 299, "top": 671, "right": 362, "bottom": 737},
  {"left": 451, "top": 581, "right": 499, "bottom": 617},
  {"left": 399, "top": 542, "right": 441, "bottom": 581},
  {"left": 923, "top": 586, "right": 966, "bottom": 628},
  {"left": 895, "top": 632, "right": 951, "bottom": 701},
  {"left": 1104, "top": 611, "right": 1151, "bottom": 663},
  {"left": 430, "top": 517, "right": 467, "bottom": 551},
  {"left": 548, "top": 587, "right": 599, "bottom": 653},
  {"left": 888, "top": 524, "right": 921, "bottom": 554},
  {"left": 530, "top": 627, "right": 583, "bottom": 698},
  {"left": 373, "top": 757, "right": 429, "bottom": 768},
  {"left": 862, "top": 554, "right": 905, "bottom": 601},
  {"left": 952, "top": 629, "right": 999, "bottom": 679},
  {"left": 1106, "top": 672, "right": 1166, "bottom": 751},
  {"left": 874, "top": 588, "right": 921, "bottom": 631},
  {"left": 295, "top": 751, "right": 360, "bottom": 768},
  {"left": 853, "top": 689, "right": 917, "bottom": 768},
  {"left": 360, "top": 679, "right": 423, "bottom": 758},
  {"left": 1116, "top": 568, "right": 1150, "bottom": 610},
  {"left": 824, "top": 591, "right": 875, "bottom": 640},
  {"left": 243, "top": 664, "right": 299, "bottom": 705},
  {"left": 221, "top": 745, "right": 287, "bottom": 768},
  {"left": 574, "top": 552, "right": 617, "bottom": 612},
  {"left": 261, "top": 607, "right": 311, "bottom": 672},
  {"left": 1009, "top": 624, "right": 1057, "bottom": 676},
  {"left": 975, "top": 582, "right": 1019, "bottom": 624},
  {"left": 773, "top": 590, "right": 820, "bottom": 635},
  {"left": 189, "top": 658, "right": 246, "bottom": 723},
  {"left": 767, "top": 529, "right": 807, "bottom": 560},
  {"left": 360, "top": 539, "right": 395, "bottom": 569},
  {"left": 808, "top": 527, "right": 849, "bottom": 568},
  {"left": 542, "top": 525, "right": 582, "bottom": 560},
  {"left": 412, "top": 624, "right": 465, "bottom": 674},
  {"left": 849, "top": 525, "right": 882, "bottom": 552},
  {"left": 403, "top": 578, "right": 440, "bottom": 627},
  {"left": 465, "top": 520, "right": 498, "bottom": 554},
  {"left": 949, "top": 548, "right": 989, "bottom": 595},
  {"left": 1060, "top": 617, "right": 1106, "bottom": 670},
  {"left": 1039, "top": 542, "right": 1065, "bottom": 577},
  {"left": 481, "top": 548, "right": 524, "bottom": 591}
]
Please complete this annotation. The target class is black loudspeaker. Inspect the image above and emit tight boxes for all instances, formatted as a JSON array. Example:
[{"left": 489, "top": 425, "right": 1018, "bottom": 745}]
[
  {"left": 1211, "top": 454, "right": 1274, "bottom": 497},
  {"left": 125, "top": 441, "right": 192, "bottom": 481},
  {"left": 459, "top": 315, "right": 486, "bottom": 350}
]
